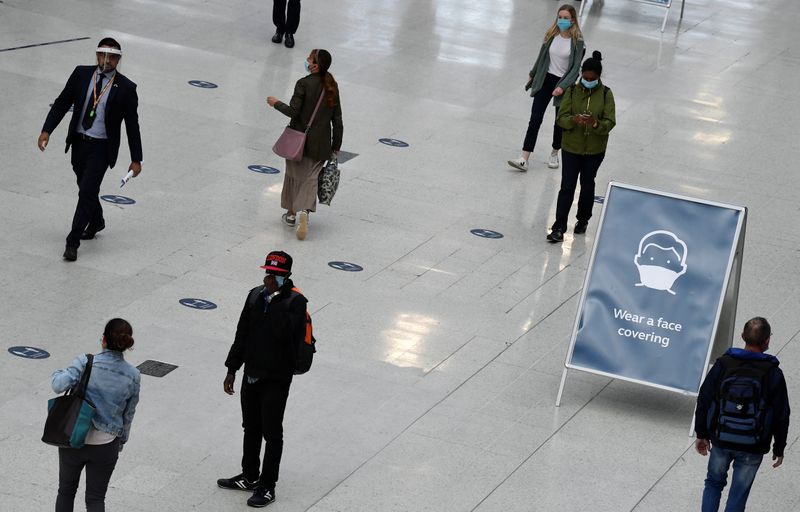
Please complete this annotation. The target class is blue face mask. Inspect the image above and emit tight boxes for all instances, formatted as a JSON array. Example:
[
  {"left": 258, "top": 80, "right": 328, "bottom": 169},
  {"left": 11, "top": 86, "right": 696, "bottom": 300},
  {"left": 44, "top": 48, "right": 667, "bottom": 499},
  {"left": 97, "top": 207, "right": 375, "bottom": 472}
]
[
  {"left": 304, "top": 61, "right": 311, "bottom": 73},
  {"left": 581, "top": 78, "right": 599, "bottom": 89},
  {"left": 275, "top": 276, "right": 286, "bottom": 288},
  {"left": 557, "top": 19, "right": 572, "bottom": 32}
]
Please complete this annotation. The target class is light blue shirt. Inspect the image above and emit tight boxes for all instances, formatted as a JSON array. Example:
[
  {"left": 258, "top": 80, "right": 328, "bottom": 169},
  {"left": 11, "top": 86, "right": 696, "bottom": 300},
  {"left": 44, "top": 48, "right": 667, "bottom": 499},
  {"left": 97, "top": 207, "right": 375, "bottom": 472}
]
[{"left": 77, "top": 67, "right": 116, "bottom": 139}]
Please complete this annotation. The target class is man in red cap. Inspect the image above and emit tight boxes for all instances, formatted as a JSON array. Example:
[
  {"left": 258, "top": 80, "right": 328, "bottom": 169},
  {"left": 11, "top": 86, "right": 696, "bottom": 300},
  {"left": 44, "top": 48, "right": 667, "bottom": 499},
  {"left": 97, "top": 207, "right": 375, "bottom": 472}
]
[{"left": 218, "top": 250, "right": 308, "bottom": 508}]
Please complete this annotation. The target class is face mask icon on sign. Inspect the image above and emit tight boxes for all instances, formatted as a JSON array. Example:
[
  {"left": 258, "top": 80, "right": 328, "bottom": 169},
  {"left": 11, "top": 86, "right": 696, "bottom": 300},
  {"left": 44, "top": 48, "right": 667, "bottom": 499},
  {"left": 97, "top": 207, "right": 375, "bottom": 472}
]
[{"left": 634, "top": 230, "right": 688, "bottom": 295}]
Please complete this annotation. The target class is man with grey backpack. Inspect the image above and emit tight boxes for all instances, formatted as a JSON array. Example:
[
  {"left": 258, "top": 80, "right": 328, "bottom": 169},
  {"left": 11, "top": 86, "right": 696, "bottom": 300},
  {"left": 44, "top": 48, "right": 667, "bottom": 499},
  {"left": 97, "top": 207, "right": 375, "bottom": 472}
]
[{"left": 694, "top": 317, "right": 790, "bottom": 511}]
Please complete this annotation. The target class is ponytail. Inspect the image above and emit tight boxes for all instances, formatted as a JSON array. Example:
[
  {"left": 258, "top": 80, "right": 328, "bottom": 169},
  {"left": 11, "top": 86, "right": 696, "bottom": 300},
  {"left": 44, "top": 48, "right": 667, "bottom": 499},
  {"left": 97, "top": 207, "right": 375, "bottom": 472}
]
[{"left": 314, "top": 49, "right": 339, "bottom": 107}]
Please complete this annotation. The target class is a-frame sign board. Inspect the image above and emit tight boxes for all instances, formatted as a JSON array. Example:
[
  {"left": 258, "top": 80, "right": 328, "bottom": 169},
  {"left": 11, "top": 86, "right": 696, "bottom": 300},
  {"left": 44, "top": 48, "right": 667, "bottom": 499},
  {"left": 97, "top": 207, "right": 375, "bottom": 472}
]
[{"left": 556, "top": 182, "right": 747, "bottom": 406}]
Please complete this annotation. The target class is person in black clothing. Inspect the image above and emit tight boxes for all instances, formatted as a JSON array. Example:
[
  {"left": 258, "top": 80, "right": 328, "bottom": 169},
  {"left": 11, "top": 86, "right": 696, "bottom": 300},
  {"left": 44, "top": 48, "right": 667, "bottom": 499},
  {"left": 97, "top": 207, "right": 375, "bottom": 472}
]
[
  {"left": 218, "top": 250, "right": 307, "bottom": 508},
  {"left": 271, "top": 0, "right": 301, "bottom": 48},
  {"left": 694, "top": 317, "right": 790, "bottom": 512},
  {"left": 38, "top": 37, "right": 142, "bottom": 262}
]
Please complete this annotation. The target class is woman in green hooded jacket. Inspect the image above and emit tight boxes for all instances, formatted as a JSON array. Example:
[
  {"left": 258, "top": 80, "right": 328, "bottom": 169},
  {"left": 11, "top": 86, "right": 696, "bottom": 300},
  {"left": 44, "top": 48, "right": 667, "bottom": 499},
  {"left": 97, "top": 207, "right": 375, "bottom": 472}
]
[
  {"left": 508, "top": 4, "right": 584, "bottom": 172},
  {"left": 547, "top": 51, "right": 616, "bottom": 243}
]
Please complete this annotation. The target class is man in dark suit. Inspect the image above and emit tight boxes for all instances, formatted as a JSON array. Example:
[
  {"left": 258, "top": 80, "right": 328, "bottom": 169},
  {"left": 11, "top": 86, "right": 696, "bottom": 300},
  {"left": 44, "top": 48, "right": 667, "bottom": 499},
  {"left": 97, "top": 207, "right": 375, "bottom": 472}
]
[
  {"left": 38, "top": 37, "right": 142, "bottom": 261},
  {"left": 271, "top": 0, "right": 301, "bottom": 48}
]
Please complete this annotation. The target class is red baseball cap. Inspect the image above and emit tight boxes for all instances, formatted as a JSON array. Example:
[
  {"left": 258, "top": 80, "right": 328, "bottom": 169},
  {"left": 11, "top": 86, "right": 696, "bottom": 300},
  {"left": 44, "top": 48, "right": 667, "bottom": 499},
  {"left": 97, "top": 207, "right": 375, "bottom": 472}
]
[{"left": 260, "top": 251, "right": 292, "bottom": 274}]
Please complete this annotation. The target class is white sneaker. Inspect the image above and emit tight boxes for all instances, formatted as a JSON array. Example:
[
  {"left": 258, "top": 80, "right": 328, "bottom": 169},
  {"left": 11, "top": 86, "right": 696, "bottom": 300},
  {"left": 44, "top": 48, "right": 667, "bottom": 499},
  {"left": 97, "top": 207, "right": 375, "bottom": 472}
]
[
  {"left": 281, "top": 213, "right": 296, "bottom": 226},
  {"left": 296, "top": 211, "right": 309, "bottom": 240},
  {"left": 548, "top": 151, "right": 559, "bottom": 169},
  {"left": 507, "top": 158, "right": 528, "bottom": 172}
]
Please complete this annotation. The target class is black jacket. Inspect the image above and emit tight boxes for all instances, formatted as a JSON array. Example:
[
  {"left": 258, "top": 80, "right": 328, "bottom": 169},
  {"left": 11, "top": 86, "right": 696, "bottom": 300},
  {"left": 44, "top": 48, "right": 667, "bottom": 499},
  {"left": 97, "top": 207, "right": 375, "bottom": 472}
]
[
  {"left": 42, "top": 65, "right": 143, "bottom": 168},
  {"left": 695, "top": 348, "right": 791, "bottom": 456},
  {"left": 225, "top": 280, "right": 307, "bottom": 380}
]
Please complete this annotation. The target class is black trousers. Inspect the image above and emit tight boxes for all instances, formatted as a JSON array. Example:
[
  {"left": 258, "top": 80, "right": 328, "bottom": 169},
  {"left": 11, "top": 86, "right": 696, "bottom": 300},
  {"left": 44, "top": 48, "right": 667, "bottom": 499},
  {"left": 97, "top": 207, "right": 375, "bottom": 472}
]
[
  {"left": 67, "top": 139, "right": 110, "bottom": 248},
  {"left": 240, "top": 377, "right": 292, "bottom": 489},
  {"left": 552, "top": 150, "right": 605, "bottom": 232},
  {"left": 273, "top": 0, "right": 301, "bottom": 34},
  {"left": 523, "top": 73, "right": 563, "bottom": 153},
  {"left": 56, "top": 439, "right": 120, "bottom": 512}
]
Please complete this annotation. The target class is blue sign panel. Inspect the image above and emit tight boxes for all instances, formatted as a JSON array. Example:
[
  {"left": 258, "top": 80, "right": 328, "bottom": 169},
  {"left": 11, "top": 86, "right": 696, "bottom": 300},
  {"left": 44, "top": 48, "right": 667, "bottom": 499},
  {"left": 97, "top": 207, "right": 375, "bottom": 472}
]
[
  {"left": 248, "top": 165, "right": 280, "bottom": 174},
  {"left": 328, "top": 261, "right": 364, "bottom": 272},
  {"left": 566, "top": 183, "right": 744, "bottom": 394},
  {"left": 470, "top": 229, "right": 504, "bottom": 239},
  {"left": 179, "top": 298, "right": 217, "bottom": 310},
  {"left": 8, "top": 346, "right": 50, "bottom": 359},
  {"left": 378, "top": 138, "right": 409, "bottom": 148},
  {"left": 101, "top": 195, "right": 136, "bottom": 205},
  {"left": 188, "top": 80, "right": 218, "bottom": 89}
]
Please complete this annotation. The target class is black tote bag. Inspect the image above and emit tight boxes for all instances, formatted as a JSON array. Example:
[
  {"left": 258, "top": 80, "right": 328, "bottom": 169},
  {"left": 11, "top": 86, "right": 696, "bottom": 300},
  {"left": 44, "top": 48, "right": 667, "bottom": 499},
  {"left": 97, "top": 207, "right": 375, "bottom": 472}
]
[{"left": 42, "top": 354, "right": 97, "bottom": 449}]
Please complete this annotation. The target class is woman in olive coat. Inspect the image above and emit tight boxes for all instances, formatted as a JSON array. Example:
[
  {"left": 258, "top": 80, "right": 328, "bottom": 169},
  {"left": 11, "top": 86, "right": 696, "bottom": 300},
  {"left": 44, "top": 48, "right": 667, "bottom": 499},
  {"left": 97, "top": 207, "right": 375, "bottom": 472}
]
[{"left": 267, "top": 49, "right": 343, "bottom": 240}]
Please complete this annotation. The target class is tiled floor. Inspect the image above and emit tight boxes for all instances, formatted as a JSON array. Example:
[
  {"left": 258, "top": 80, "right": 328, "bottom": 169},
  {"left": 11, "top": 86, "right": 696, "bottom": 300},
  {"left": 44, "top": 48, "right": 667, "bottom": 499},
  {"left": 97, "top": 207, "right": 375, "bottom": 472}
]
[{"left": 1, "top": 0, "right": 798, "bottom": 510}]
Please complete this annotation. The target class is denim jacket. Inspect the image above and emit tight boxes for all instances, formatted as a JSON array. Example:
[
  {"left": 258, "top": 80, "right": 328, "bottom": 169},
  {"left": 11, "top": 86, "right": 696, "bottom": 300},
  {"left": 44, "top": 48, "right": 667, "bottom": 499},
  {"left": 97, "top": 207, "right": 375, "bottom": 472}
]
[{"left": 51, "top": 350, "right": 140, "bottom": 443}]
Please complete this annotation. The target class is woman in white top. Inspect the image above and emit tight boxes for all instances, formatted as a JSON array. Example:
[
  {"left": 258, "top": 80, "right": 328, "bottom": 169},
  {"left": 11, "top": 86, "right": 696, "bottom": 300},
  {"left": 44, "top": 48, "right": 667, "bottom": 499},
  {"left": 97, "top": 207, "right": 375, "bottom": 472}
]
[{"left": 509, "top": 5, "right": 585, "bottom": 171}]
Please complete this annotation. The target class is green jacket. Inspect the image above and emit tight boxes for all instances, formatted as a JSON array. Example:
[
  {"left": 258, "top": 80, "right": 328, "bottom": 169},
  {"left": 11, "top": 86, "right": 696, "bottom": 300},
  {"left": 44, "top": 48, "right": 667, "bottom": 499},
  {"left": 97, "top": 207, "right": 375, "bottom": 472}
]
[
  {"left": 275, "top": 74, "right": 343, "bottom": 162},
  {"left": 529, "top": 35, "right": 585, "bottom": 107},
  {"left": 556, "top": 80, "right": 616, "bottom": 155}
]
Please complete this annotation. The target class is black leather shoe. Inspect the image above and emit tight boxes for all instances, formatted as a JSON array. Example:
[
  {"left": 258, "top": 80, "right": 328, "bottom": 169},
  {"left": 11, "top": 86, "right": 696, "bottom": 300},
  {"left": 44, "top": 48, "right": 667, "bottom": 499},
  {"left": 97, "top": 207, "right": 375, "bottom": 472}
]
[
  {"left": 547, "top": 229, "right": 564, "bottom": 243},
  {"left": 80, "top": 222, "right": 105, "bottom": 240},
  {"left": 63, "top": 246, "right": 78, "bottom": 261},
  {"left": 574, "top": 221, "right": 588, "bottom": 234},
  {"left": 271, "top": 31, "right": 283, "bottom": 44},
  {"left": 284, "top": 33, "right": 294, "bottom": 48}
]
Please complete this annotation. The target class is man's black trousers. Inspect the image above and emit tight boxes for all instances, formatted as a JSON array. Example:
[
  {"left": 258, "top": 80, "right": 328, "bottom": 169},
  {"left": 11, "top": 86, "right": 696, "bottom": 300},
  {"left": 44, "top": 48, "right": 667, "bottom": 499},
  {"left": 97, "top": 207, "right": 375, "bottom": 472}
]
[
  {"left": 240, "top": 377, "right": 292, "bottom": 489},
  {"left": 67, "top": 138, "right": 110, "bottom": 248},
  {"left": 273, "top": 0, "right": 301, "bottom": 34}
]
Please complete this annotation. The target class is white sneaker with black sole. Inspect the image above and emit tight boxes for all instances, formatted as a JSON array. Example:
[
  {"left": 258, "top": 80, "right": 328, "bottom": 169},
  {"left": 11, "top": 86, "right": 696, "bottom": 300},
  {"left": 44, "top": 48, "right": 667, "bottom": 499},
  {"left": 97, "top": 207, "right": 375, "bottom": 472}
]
[
  {"left": 507, "top": 158, "right": 528, "bottom": 172},
  {"left": 281, "top": 213, "right": 296, "bottom": 227}
]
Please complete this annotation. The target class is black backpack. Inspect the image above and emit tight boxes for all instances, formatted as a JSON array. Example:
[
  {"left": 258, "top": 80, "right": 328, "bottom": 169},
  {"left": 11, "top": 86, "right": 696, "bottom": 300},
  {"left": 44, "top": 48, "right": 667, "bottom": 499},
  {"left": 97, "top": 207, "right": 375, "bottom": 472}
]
[
  {"left": 712, "top": 356, "right": 777, "bottom": 445},
  {"left": 247, "top": 285, "right": 316, "bottom": 375}
]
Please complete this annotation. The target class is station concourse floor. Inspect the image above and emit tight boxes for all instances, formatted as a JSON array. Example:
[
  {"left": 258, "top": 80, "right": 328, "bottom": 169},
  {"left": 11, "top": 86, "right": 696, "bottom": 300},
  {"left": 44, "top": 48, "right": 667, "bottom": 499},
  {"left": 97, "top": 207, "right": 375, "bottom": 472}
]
[{"left": 1, "top": 0, "right": 799, "bottom": 510}]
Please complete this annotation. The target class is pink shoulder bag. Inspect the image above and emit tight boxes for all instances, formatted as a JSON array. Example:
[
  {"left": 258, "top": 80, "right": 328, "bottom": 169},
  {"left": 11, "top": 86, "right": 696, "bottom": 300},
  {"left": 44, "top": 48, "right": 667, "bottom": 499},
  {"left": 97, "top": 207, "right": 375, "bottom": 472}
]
[{"left": 272, "top": 91, "right": 326, "bottom": 162}]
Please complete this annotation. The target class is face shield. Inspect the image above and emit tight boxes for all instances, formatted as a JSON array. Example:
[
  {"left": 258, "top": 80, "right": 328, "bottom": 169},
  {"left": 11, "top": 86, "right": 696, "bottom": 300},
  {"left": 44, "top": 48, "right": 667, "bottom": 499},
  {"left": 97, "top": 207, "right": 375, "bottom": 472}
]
[{"left": 96, "top": 46, "right": 122, "bottom": 73}]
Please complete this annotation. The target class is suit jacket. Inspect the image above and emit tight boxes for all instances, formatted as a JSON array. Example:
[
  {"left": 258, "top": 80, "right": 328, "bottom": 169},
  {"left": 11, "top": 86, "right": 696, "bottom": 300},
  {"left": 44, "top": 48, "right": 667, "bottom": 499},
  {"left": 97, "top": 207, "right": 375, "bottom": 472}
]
[{"left": 42, "top": 65, "right": 142, "bottom": 168}]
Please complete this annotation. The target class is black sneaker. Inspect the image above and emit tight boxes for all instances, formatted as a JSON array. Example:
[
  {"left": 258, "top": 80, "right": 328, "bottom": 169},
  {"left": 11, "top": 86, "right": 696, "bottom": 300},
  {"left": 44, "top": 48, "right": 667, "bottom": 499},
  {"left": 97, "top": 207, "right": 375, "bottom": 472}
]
[
  {"left": 574, "top": 221, "right": 588, "bottom": 234},
  {"left": 247, "top": 487, "right": 276, "bottom": 508},
  {"left": 547, "top": 229, "right": 564, "bottom": 243},
  {"left": 217, "top": 473, "right": 258, "bottom": 491}
]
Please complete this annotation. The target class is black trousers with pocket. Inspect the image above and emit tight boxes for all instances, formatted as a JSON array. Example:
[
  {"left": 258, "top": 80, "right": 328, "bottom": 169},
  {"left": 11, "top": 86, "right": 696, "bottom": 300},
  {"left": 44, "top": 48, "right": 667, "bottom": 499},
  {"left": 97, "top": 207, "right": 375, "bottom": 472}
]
[
  {"left": 240, "top": 377, "right": 292, "bottom": 489},
  {"left": 56, "top": 438, "right": 120, "bottom": 512},
  {"left": 551, "top": 150, "right": 605, "bottom": 232},
  {"left": 273, "top": 0, "right": 301, "bottom": 34},
  {"left": 523, "top": 72, "right": 563, "bottom": 154},
  {"left": 67, "top": 138, "right": 110, "bottom": 248}
]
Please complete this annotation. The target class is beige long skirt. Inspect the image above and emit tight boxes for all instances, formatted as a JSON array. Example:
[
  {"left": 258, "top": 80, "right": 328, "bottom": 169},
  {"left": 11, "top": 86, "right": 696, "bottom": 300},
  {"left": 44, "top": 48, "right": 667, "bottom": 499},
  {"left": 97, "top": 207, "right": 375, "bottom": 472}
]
[{"left": 281, "top": 157, "right": 324, "bottom": 213}]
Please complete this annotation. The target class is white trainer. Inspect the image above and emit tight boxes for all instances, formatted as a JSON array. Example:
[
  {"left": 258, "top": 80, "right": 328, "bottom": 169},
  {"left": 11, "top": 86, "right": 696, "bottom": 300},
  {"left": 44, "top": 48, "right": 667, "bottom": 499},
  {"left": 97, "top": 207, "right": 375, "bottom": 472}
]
[
  {"left": 507, "top": 158, "right": 528, "bottom": 172},
  {"left": 548, "top": 151, "right": 559, "bottom": 169},
  {"left": 296, "top": 211, "right": 309, "bottom": 240}
]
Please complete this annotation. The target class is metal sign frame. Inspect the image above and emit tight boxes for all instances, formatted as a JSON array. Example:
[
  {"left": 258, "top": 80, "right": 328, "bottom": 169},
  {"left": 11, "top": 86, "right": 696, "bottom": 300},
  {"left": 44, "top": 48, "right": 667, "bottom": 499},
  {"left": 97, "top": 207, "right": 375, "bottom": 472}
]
[
  {"left": 579, "top": 0, "right": 685, "bottom": 32},
  {"left": 555, "top": 181, "right": 746, "bottom": 406}
]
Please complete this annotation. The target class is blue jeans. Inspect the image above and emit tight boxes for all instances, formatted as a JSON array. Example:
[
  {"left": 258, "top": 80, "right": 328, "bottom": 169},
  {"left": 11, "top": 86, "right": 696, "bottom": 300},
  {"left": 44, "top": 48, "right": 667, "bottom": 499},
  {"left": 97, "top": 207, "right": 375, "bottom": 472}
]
[{"left": 701, "top": 446, "right": 763, "bottom": 512}]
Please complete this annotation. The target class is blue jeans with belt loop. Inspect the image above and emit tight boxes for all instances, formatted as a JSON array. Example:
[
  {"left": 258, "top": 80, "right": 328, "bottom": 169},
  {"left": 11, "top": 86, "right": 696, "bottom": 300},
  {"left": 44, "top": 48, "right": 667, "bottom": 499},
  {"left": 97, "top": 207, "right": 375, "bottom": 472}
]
[{"left": 701, "top": 446, "right": 763, "bottom": 512}]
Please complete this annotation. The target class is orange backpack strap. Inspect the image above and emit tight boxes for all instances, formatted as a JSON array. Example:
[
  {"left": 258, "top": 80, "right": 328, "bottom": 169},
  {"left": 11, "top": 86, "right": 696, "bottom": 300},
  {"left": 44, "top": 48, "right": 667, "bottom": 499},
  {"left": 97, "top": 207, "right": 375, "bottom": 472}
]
[{"left": 288, "top": 287, "right": 314, "bottom": 345}]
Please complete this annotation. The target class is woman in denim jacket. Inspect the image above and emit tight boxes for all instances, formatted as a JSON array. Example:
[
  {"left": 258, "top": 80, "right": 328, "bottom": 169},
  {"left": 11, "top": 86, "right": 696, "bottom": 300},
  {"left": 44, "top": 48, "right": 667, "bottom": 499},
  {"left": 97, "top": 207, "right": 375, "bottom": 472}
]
[{"left": 51, "top": 318, "right": 140, "bottom": 512}]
